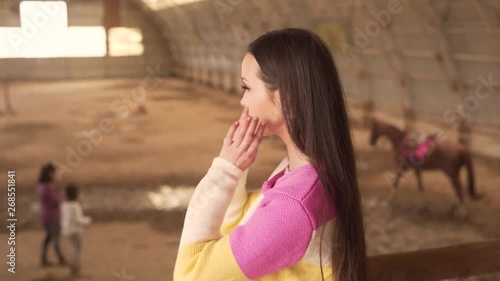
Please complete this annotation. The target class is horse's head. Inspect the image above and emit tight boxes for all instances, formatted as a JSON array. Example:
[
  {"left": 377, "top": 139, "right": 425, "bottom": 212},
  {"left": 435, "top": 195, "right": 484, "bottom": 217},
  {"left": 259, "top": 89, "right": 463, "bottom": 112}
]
[{"left": 369, "top": 119, "right": 381, "bottom": 146}]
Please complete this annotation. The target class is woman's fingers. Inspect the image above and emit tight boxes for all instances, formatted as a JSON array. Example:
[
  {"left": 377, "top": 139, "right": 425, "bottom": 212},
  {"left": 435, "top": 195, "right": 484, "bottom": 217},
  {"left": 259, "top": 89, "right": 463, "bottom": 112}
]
[
  {"left": 221, "top": 117, "right": 265, "bottom": 170},
  {"left": 257, "top": 120, "right": 266, "bottom": 138},
  {"left": 233, "top": 115, "right": 251, "bottom": 145},
  {"left": 236, "top": 108, "right": 249, "bottom": 131},
  {"left": 239, "top": 107, "right": 249, "bottom": 123},
  {"left": 246, "top": 121, "right": 266, "bottom": 154},
  {"left": 223, "top": 121, "right": 239, "bottom": 146},
  {"left": 239, "top": 117, "right": 259, "bottom": 151},
  {"left": 239, "top": 122, "right": 265, "bottom": 166}
]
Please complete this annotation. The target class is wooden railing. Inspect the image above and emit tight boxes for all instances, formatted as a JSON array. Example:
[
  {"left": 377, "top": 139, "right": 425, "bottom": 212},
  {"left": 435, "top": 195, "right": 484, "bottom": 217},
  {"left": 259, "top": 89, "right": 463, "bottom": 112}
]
[{"left": 367, "top": 239, "right": 500, "bottom": 281}]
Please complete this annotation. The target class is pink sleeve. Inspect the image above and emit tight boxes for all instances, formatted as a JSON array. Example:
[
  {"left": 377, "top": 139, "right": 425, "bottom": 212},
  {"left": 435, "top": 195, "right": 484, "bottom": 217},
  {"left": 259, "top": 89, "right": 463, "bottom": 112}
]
[
  {"left": 50, "top": 185, "right": 62, "bottom": 206},
  {"left": 229, "top": 192, "right": 313, "bottom": 279},
  {"left": 41, "top": 183, "right": 61, "bottom": 207}
]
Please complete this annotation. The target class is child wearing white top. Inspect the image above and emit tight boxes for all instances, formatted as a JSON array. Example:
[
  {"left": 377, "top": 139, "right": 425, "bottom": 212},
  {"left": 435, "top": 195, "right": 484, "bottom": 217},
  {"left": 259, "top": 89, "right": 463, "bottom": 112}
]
[{"left": 60, "top": 184, "right": 92, "bottom": 276}]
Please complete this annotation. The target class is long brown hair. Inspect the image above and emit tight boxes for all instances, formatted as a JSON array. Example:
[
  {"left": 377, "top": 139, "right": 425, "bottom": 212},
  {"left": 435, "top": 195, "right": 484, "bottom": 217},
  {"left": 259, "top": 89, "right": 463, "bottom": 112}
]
[{"left": 248, "top": 28, "right": 366, "bottom": 281}]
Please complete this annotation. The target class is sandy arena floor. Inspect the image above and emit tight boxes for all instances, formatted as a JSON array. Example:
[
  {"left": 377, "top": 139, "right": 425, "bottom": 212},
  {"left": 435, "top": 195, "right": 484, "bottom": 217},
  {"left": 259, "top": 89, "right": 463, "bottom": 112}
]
[{"left": 0, "top": 79, "right": 499, "bottom": 280}]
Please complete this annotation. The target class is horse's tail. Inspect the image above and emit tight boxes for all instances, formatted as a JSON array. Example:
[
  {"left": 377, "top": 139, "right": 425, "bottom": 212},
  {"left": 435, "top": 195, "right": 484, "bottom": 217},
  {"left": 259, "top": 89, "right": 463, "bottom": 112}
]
[{"left": 463, "top": 151, "right": 482, "bottom": 200}]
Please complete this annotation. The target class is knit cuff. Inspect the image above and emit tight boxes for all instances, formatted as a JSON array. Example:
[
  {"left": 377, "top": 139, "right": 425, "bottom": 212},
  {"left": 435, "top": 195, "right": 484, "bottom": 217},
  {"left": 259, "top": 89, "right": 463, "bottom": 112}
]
[{"left": 211, "top": 157, "right": 245, "bottom": 180}]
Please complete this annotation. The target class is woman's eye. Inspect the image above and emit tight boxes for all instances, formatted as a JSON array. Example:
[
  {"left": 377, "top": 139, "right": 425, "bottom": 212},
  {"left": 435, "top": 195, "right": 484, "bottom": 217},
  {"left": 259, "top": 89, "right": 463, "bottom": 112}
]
[{"left": 240, "top": 85, "right": 249, "bottom": 92}]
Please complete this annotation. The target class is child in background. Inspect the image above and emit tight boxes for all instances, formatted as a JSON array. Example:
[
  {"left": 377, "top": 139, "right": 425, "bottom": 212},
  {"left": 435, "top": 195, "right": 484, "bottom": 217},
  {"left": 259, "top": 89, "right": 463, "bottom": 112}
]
[{"left": 61, "top": 184, "right": 92, "bottom": 277}]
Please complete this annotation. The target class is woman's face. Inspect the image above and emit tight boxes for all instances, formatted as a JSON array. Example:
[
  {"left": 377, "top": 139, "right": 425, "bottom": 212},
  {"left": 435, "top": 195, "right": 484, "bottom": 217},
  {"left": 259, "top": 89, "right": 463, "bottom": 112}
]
[{"left": 240, "top": 53, "right": 284, "bottom": 137}]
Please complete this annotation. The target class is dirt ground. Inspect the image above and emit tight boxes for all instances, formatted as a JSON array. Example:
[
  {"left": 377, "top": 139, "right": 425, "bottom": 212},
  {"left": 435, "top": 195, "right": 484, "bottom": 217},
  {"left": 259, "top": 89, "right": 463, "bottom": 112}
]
[{"left": 0, "top": 79, "right": 499, "bottom": 280}]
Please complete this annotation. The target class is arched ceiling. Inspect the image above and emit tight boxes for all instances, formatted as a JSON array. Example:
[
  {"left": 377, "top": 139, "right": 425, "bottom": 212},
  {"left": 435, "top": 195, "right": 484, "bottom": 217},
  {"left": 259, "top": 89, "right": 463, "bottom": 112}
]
[
  {"left": 131, "top": 0, "right": 500, "bottom": 80},
  {"left": 131, "top": 0, "right": 500, "bottom": 132}
]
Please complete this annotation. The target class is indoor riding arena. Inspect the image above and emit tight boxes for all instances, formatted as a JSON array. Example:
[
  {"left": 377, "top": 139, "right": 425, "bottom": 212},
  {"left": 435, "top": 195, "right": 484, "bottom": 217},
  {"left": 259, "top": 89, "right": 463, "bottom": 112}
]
[{"left": 0, "top": 0, "right": 499, "bottom": 280}]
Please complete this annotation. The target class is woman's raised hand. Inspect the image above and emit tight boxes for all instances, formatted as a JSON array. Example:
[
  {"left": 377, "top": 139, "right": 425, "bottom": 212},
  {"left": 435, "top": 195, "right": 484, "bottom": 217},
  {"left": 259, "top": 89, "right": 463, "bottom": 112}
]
[{"left": 219, "top": 108, "right": 266, "bottom": 170}]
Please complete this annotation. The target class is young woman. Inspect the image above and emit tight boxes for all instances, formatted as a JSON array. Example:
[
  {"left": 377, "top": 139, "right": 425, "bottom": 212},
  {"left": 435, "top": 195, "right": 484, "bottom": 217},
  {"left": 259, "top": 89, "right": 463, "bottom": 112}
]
[{"left": 174, "top": 28, "right": 366, "bottom": 281}]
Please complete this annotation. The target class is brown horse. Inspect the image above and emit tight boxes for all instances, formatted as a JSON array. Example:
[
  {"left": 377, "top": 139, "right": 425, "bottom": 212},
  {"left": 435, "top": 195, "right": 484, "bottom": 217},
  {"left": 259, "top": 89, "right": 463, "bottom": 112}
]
[{"left": 369, "top": 118, "right": 483, "bottom": 210}]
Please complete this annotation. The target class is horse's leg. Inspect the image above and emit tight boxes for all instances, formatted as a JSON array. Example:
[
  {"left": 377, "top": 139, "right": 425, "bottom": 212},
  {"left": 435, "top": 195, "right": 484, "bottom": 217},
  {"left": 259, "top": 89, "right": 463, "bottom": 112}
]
[
  {"left": 391, "top": 173, "right": 401, "bottom": 192},
  {"left": 414, "top": 169, "right": 431, "bottom": 214},
  {"left": 450, "top": 174, "right": 465, "bottom": 204},
  {"left": 387, "top": 165, "right": 408, "bottom": 207},
  {"left": 448, "top": 174, "right": 468, "bottom": 219},
  {"left": 391, "top": 164, "right": 408, "bottom": 191},
  {"left": 415, "top": 169, "right": 423, "bottom": 192}
]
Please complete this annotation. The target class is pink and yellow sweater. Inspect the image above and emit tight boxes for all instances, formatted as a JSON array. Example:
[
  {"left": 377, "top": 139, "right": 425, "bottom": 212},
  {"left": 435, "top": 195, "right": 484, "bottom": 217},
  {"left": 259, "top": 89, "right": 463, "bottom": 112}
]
[{"left": 174, "top": 157, "right": 336, "bottom": 280}]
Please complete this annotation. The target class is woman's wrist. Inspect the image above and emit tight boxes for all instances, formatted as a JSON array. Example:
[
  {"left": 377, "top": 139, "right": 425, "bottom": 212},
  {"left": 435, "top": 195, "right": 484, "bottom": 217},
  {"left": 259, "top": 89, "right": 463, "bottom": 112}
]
[{"left": 212, "top": 157, "right": 245, "bottom": 178}]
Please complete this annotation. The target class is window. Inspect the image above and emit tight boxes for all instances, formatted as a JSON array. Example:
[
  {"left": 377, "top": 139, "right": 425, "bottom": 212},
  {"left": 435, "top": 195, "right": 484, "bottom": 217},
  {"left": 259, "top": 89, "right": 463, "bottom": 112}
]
[
  {"left": 108, "top": 27, "right": 144, "bottom": 57},
  {"left": 142, "top": 0, "right": 205, "bottom": 10},
  {"left": 0, "top": 1, "right": 106, "bottom": 58}
]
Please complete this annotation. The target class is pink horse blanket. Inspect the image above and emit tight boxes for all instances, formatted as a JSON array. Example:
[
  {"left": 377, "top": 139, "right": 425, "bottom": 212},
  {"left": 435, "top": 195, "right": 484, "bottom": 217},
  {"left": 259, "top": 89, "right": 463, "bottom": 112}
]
[{"left": 399, "top": 133, "right": 437, "bottom": 163}]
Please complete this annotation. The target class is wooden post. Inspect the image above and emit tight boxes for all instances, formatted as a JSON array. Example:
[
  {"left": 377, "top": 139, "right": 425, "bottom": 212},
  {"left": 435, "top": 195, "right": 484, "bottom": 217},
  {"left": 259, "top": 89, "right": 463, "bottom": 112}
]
[
  {"left": 367, "top": 239, "right": 500, "bottom": 281},
  {"left": 2, "top": 81, "right": 15, "bottom": 116},
  {"left": 103, "top": 0, "right": 121, "bottom": 56}
]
